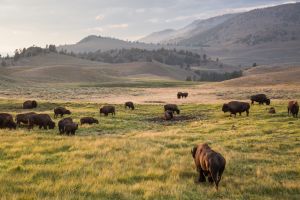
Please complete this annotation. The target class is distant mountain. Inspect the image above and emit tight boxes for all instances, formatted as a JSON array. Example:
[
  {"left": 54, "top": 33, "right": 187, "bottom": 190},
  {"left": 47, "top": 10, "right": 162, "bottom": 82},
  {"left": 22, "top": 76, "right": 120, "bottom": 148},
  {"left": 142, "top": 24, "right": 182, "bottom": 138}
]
[
  {"left": 139, "top": 14, "right": 237, "bottom": 44},
  {"left": 58, "top": 35, "right": 162, "bottom": 53},
  {"left": 179, "top": 3, "right": 300, "bottom": 47}
]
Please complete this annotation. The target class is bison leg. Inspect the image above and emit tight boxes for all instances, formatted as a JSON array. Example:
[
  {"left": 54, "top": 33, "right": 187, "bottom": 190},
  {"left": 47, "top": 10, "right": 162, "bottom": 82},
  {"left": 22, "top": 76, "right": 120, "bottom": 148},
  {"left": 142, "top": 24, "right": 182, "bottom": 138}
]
[
  {"left": 208, "top": 174, "right": 214, "bottom": 183},
  {"left": 246, "top": 110, "right": 249, "bottom": 116},
  {"left": 198, "top": 168, "right": 206, "bottom": 183}
]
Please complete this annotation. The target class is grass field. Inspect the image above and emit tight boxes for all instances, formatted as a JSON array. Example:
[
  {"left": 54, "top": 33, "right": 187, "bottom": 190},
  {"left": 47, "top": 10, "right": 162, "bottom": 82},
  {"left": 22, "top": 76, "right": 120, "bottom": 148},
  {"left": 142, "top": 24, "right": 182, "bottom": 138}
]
[{"left": 0, "top": 99, "right": 299, "bottom": 199}]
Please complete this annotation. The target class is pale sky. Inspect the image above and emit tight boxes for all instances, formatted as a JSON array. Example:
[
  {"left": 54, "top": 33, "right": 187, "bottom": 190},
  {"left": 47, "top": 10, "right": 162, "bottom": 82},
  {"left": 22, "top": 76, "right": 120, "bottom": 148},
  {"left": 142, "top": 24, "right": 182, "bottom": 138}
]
[{"left": 0, "top": 0, "right": 299, "bottom": 55}]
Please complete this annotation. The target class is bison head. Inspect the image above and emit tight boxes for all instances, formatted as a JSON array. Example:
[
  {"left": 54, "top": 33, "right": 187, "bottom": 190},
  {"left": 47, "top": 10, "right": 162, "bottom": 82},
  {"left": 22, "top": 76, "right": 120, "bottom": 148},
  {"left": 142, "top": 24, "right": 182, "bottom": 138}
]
[
  {"left": 266, "top": 99, "right": 271, "bottom": 105},
  {"left": 222, "top": 104, "right": 229, "bottom": 113},
  {"left": 191, "top": 146, "right": 197, "bottom": 159},
  {"left": 65, "top": 110, "right": 71, "bottom": 115},
  {"left": 8, "top": 121, "right": 17, "bottom": 130},
  {"left": 94, "top": 119, "right": 99, "bottom": 124},
  {"left": 49, "top": 121, "right": 55, "bottom": 129},
  {"left": 100, "top": 108, "right": 103, "bottom": 114},
  {"left": 176, "top": 109, "right": 180, "bottom": 114},
  {"left": 32, "top": 100, "right": 38, "bottom": 108}
]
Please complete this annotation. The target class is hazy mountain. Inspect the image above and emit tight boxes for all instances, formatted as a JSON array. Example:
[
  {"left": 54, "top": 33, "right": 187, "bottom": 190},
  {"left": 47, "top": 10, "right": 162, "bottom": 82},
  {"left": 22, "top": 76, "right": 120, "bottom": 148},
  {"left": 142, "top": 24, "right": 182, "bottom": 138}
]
[
  {"left": 139, "top": 29, "right": 176, "bottom": 44},
  {"left": 179, "top": 3, "right": 300, "bottom": 47},
  {"left": 58, "top": 35, "right": 162, "bottom": 53}
]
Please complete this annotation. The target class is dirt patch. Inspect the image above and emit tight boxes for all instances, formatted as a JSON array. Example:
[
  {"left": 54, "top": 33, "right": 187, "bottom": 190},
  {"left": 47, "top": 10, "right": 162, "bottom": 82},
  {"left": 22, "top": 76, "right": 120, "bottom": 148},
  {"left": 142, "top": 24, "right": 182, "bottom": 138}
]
[{"left": 146, "top": 114, "right": 207, "bottom": 124}]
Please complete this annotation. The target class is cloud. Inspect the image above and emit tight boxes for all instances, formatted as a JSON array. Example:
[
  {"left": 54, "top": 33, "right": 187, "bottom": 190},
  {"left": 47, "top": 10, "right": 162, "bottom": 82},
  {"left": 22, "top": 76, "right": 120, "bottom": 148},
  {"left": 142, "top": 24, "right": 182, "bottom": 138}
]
[
  {"left": 108, "top": 23, "right": 129, "bottom": 29},
  {"left": 95, "top": 14, "right": 105, "bottom": 21},
  {"left": 135, "top": 8, "right": 145, "bottom": 13},
  {"left": 147, "top": 18, "right": 160, "bottom": 23}
]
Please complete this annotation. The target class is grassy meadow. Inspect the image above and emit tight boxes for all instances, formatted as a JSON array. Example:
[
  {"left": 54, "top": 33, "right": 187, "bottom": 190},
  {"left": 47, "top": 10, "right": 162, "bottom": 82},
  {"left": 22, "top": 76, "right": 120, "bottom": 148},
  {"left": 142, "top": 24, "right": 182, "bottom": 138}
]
[{"left": 0, "top": 99, "right": 299, "bottom": 199}]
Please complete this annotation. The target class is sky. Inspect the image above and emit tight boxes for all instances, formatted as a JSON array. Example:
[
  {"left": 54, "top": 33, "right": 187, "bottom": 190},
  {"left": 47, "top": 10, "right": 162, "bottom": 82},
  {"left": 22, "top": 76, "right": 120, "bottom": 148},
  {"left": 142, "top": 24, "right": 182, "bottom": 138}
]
[{"left": 0, "top": 0, "right": 299, "bottom": 55}]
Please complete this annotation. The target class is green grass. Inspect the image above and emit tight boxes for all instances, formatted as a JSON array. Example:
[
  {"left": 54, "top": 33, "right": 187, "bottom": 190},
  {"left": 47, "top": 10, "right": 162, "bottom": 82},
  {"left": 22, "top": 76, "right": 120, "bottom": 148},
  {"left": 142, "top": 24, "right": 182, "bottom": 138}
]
[{"left": 0, "top": 100, "right": 299, "bottom": 199}]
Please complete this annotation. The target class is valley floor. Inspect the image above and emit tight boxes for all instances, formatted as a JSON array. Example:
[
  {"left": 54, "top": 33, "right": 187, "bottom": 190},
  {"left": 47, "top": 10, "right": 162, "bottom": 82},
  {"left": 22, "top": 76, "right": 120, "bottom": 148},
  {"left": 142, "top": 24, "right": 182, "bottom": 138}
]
[{"left": 0, "top": 99, "right": 299, "bottom": 199}]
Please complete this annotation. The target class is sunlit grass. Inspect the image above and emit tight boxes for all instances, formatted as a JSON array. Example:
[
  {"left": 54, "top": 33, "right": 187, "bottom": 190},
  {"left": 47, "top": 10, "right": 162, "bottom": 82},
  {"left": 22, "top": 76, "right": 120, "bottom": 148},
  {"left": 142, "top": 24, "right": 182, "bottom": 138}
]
[{"left": 0, "top": 100, "right": 299, "bottom": 199}]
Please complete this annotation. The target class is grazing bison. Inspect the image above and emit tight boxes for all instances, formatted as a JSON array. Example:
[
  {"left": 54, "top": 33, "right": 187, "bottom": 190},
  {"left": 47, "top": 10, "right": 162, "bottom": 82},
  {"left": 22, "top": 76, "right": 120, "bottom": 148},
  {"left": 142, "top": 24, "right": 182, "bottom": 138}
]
[
  {"left": 0, "top": 113, "right": 17, "bottom": 129},
  {"left": 64, "top": 122, "right": 78, "bottom": 135},
  {"left": 23, "top": 100, "right": 38, "bottom": 109},
  {"left": 125, "top": 102, "right": 135, "bottom": 110},
  {"left": 28, "top": 114, "right": 55, "bottom": 130},
  {"left": 222, "top": 101, "right": 250, "bottom": 117},
  {"left": 58, "top": 117, "right": 73, "bottom": 134},
  {"left": 100, "top": 106, "right": 115, "bottom": 116},
  {"left": 164, "top": 104, "right": 180, "bottom": 114},
  {"left": 164, "top": 110, "right": 174, "bottom": 121},
  {"left": 80, "top": 117, "right": 99, "bottom": 125},
  {"left": 191, "top": 144, "right": 226, "bottom": 190},
  {"left": 268, "top": 107, "right": 276, "bottom": 114},
  {"left": 15, "top": 112, "right": 36, "bottom": 126},
  {"left": 54, "top": 107, "right": 71, "bottom": 118},
  {"left": 251, "top": 94, "right": 270, "bottom": 105},
  {"left": 288, "top": 101, "right": 299, "bottom": 118},
  {"left": 177, "top": 92, "right": 189, "bottom": 99}
]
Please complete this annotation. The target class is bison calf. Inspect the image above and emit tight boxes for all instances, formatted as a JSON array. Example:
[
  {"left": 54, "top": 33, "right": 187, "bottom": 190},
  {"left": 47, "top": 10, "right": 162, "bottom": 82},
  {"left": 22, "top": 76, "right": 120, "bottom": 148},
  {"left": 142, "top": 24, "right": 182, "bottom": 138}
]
[
  {"left": 268, "top": 107, "right": 276, "bottom": 114},
  {"left": 191, "top": 144, "right": 226, "bottom": 190},
  {"left": 251, "top": 94, "right": 270, "bottom": 105},
  {"left": 0, "top": 113, "right": 17, "bottom": 130},
  {"left": 54, "top": 107, "right": 71, "bottom": 118},
  {"left": 100, "top": 106, "right": 115, "bottom": 116},
  {"left": 23, "top": 100, "right": 38, "bottom": 109},
  {"left": 125, "top": 102, "right": 135, "bottom": 110},
  {"left": 164, "top": 104, "right": 180, "bottom": 114},
  {"left": 164, "top": 110, "right": 174, "bottom": 120},
  {"left": 222, "top": 101, "right": 250, "bottom": 117},
  {"left": 288, "top": 101, "right": 299, "bottom": 118},
  {"left": 80, "top": 117, "right": 99, "bottom": 125}
]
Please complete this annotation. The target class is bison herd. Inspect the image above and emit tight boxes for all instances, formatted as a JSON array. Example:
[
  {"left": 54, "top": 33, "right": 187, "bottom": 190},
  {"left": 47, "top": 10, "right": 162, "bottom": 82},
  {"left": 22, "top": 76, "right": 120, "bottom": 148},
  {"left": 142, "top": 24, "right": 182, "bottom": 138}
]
[{"left": 0, "top": 93, "right": 298, "bottom": 190}]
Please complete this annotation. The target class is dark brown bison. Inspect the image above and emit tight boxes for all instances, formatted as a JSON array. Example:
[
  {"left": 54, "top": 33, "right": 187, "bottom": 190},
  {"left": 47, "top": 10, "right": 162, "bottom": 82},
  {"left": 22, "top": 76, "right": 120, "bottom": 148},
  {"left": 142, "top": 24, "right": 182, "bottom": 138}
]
[
  {"left": 222, "top": 101, "right": 250, "bottom": 117},
  {"left": 191, "top": 144, "right": 226, "bottom": 190},
  {"left": 23, "top": 100, "right": 38, "bottom": 109},
  {"left": 100, "top": 106, "right": 115, "bottom": 116},
  {"left": 58, "top": 117, "right": 73, "bottom": 134},
  {"left": 268, "top": 107, "right": 276, "bottom": 114},
  {"left": 64, "top": 122, "right": 78, "bottom": 135},
  {"left": 164, "top": 104, "right": 180, "bottom": 114},
  {"left": 54, "top": 107, "right": 71, "bottom": 118},
  {"left": 125, "top": 102, "right": 135, "bottom": 110},
  {"left": 80, "top": 117, "right": 99, "bottom": 125},
  {"left": 28, "top": 114, "right": 55, "bottom": 130},
  {"left": 251, "top": 94, "right": 270, "bottom": 105},
  {"left": 15, "top": 112, "right": 36, "bottom": 126},
  {"left": 164, "top": 110, "right": 174, "bottom": 120},
  {"left": 177, "top": 92, "right": 189, "bottom": 99},
  {"left": 0, "top": 113, "right": 17, "bottom": 129},
  {"left": 288, "top": 101, "right": 299, "bottom": 118}
]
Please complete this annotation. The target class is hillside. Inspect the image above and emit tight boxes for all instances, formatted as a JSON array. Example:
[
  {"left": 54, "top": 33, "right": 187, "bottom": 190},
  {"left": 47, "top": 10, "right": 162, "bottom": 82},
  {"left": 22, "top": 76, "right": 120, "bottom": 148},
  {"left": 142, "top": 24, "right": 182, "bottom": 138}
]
[{"left": 0, "top": 53, "right": 195, "bottom": 83}]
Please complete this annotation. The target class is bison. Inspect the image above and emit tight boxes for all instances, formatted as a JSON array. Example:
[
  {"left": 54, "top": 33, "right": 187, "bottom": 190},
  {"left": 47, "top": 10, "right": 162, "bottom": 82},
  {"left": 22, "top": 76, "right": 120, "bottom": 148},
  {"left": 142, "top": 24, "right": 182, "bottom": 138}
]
[
  {"left": 54, "top": 107, "right": 71, "bottom": 118},
  {"left": 28, "top": 114, "right": 55, "bottom": 130},
  {"left": 125, "top": 102, "right": 135, "bottom": 110},
  {"left": 100, "top": 106, "right": 115, "bottom": 116},
  {"left": 0, "top": 113, "right": 17, "bottom": 129},
  {"left": 64, "top": 122, "right": 78, "bottom": 135},
  {"left": 288, "top": 101, "right": 299, "bottom": 118},
  {"left": 58, "top": 117, "right": 73, "bottom": 134},
  {"left": 80, "top": 117, "right": 99, "bottom": 125},
  {"left": 164, "top": 104, "right": 180, "bottom": 114},
  {"left": 23, "top": 100, "right": 38, "bottom": 109},
  {"left": 268, "top": 107, "right": 276, "bottom": 114},
  {"left": 251, "top": 94, "right": 270, "bottom": 105},
  {"left": 191, "top": 144, "right": 226, "bottom": 190},
  {"left": 164, "top": 110, "right": 174, "bottom": 121},
  {"left": 177, "top": 92, "right": 189, "bottom": 99},
  {"left": 222, "top": 101, "right": 250, "bottom": 117},
  {"left": 15, "top": 112, "right": 36, "bottom": 126}
]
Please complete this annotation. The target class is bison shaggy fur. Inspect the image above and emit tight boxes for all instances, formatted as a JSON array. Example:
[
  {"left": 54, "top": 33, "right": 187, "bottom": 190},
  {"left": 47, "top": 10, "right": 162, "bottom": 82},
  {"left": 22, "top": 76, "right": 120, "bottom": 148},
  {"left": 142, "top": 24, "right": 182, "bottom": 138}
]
[
  {"left": 288, "top": 101, "right": 299, "bottom": 118},
  {"left": 191, "top": 143, "right": 226, "bottom": 190},
  {"left": 80, "top": 117, "right": 99, "bottom": 125},
  {"left": 15, "top": 112, "right": 36, "bottom": 126},
  {"left": 100, "top": 106, "right": 115, "bottom": 116},
  {"left": 222, "top": 101, "right": 250, "bottom": 117},
  {"left": 64, "top": 122, "right": 78, "bottom": 135}
]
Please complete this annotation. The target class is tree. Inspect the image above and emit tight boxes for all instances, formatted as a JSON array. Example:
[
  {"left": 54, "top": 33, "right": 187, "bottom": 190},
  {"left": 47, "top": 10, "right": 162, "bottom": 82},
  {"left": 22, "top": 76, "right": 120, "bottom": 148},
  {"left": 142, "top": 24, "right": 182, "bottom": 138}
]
[
  {"left": 1, "top": 60, "right": 7, "bottom": 67},
  {"left": 14, "top": 49, "right": 20, "bottom": 61}
]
